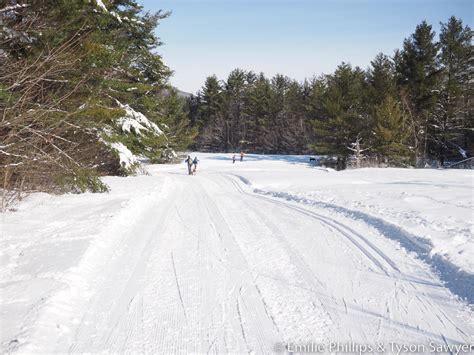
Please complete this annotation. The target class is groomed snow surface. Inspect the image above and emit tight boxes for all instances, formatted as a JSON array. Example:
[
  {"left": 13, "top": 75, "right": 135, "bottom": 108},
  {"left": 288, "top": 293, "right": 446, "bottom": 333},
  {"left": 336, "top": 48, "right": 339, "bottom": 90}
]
[{"left": 1, "top": 153, "right": 473, "bottom": 353}]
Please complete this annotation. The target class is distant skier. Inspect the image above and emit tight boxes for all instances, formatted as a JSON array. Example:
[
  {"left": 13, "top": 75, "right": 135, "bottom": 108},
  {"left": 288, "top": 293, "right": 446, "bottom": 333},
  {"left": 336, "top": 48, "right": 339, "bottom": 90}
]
[
  {"left": 185, "top": 155, "right": 193, "bottom": 175},
  {"left": 192, "top": 156, "right": 199, "bottom": 174},
  {"left": 232, "top": 155, "right": 236, "bottom": 164},
  {"left": 240, "top": 151, "right": 244, "bottom": 162}
]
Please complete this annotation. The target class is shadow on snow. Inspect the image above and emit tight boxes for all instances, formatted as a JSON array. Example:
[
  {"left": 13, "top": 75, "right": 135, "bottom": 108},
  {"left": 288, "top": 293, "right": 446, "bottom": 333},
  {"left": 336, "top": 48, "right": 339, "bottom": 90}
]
[{"left": 252, "top": 188, "right": 474, "bottom": 305}]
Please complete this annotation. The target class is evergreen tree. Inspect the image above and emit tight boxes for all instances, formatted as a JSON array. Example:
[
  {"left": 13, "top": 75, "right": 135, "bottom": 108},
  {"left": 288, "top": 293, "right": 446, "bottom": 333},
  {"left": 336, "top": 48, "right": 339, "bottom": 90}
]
[
  {"left": 196, "top": 75, "right": 225, "bottom": 151},
  {"left": 243, "top": 73, "right": 272, "bottom": 152},
  {"left": 224, "top": 69, "right": 248, "bottom": 150},
  {"left": 312, "top": 63, "right": 368, "bottom": 160},
  {"left": 200, "top": 75, "right": 223, "bottom": 129},
  {"left": 282, "top": 79, "right": 308, "bottom": 154},
  {"left": 267, "top": 74, "right": 290, "bottom": 152},
  {"left": 396, "top": 21, "right": 440, "bottom": 166},
  {"left": 373, "top": 96, "right": 411, "bottom": 164},
  {"left": 436, "top": 16, "right": 473, "bottom": 164},
  {"left": 367, "top": 53, "right": 397, "bottom": 106}
]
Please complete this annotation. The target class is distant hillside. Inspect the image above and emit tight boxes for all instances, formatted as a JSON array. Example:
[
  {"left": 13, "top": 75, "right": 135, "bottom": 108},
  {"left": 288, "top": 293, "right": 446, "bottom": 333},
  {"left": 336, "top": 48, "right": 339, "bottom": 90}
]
[
  {"left": 176, "top": 89, "right": 192, "bottom": 98},
  {"left": 162, "top": 88, "right": 192, "bottom": 99}
]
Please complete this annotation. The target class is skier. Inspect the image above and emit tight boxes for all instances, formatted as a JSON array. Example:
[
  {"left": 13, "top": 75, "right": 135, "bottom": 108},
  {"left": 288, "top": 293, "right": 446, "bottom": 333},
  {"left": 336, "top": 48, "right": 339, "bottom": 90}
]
[
  {"left": 192, "top": 156, "right": 199, "bottom": 175},
  {"left": 185, "top": 155, "right": 193, "bottom": 175},
  {"left": 240, "top": 151, "right": 244, "bottom": 162},
  {"left": 232, "top": 155, "right": 236, "bottom": 164}
]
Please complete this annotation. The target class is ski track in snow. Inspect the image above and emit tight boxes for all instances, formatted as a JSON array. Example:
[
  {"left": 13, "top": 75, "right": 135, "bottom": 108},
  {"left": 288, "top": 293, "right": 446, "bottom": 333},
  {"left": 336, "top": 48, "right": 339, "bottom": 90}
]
[{"left": 1, "top": 154, "right": 473, "bottom": 353}]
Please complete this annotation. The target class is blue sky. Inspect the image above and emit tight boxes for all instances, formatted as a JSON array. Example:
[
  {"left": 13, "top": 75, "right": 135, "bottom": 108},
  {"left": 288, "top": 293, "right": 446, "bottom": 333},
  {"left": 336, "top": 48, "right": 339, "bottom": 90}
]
[{"left": 138, "top": 0, "right": 472, "bottom": 93}]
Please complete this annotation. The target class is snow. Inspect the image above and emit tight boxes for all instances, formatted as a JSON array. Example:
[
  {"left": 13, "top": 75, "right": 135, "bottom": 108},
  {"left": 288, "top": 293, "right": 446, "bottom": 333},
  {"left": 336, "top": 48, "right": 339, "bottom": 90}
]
[
  {"left": 459, "top": 147, "right": 468, "bottom": 158},
  {"left": 94, "top": 0, "right": 108, "bottom": 12},
  {"left": 1, "top": 153, "right": 473, "bottom": 353},
  {"left": 109, "top": 142, "right": 138, "bottom": 169},
  {"left": 222, "top": 155, "right": 474, "bottom": 271},
  {"left": 110, "top": 11, "right": 122, "bottom": 23},
  {"left": 0, "top": 4, "right": 29, "bottom": 13},
  {"left": 116, "top": 101, "right": 163, "bottom": 136},
  {"left": 103, "top": 99, "right": 167, "bottom": 172},
  {"left": 130, "top": 17, "right": 145, "bottom": 25},
  {"left": 92, "top": 0, "right": 122, "bottom": 23}
]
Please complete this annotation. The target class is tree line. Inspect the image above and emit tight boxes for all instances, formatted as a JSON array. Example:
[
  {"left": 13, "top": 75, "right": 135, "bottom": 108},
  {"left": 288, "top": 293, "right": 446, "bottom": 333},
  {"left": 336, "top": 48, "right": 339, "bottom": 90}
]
[{"left": 188, "top": 17, "right": 472, "bottom": 168}]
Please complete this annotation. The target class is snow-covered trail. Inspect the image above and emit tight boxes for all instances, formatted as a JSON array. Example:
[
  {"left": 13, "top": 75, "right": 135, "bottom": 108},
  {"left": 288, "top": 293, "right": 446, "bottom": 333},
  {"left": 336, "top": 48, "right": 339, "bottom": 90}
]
[{"left": 13, "top": 163, "right": 472, "bottom": 353}]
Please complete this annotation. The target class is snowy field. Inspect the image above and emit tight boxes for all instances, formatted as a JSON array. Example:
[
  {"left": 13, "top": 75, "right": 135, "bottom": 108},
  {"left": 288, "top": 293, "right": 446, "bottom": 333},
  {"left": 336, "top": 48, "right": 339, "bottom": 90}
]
[{"left": 1, "top": 153, "right": 473, "bottom": 353}]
